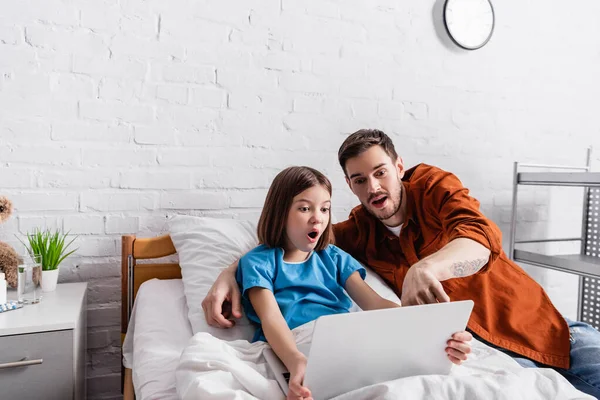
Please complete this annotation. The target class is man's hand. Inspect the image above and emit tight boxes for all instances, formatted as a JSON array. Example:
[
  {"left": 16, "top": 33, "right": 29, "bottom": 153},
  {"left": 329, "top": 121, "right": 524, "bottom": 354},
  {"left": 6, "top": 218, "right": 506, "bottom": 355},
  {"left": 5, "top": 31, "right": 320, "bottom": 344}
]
[
  {"left": 201, "top": 266, "right": 242, "bottom": 328},
  {"left": 401, "top": 263, "right": 450, "bottom": 306}
]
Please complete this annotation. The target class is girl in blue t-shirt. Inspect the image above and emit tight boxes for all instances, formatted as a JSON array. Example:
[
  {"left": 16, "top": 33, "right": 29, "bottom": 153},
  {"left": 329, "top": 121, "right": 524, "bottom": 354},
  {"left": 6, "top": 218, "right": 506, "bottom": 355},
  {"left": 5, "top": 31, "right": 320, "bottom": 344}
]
[{"left": 236, "top": 166, "right": 472, "bottom": 400}]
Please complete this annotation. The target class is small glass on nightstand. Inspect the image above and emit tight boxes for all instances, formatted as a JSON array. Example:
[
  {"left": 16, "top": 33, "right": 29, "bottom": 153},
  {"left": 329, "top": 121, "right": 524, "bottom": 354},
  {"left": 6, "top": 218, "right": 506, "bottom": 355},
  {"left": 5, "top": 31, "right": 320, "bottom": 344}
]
[{"left": 17, "top": 253, "right": 42, "bottom": 304}]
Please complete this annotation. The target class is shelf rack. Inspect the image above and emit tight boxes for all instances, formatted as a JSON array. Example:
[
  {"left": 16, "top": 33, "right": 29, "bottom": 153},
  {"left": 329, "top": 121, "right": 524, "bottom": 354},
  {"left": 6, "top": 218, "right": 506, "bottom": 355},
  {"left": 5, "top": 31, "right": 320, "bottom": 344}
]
[{"left": 509, "top": 149, "right": 599, "bottom": 330}]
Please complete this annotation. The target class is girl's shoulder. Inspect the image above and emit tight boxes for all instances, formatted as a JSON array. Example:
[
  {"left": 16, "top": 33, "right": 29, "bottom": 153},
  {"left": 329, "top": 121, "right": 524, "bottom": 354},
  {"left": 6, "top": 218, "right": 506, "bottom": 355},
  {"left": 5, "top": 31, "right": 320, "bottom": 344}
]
[
  {"left": 242, "top": 244, "right": 278, "bottom": 262},
  {"left": 318, "top": 244, "right": 358, "bottom": 263},
  {"left": 318, "top": 244, "right": 349, "bottom": 258}
]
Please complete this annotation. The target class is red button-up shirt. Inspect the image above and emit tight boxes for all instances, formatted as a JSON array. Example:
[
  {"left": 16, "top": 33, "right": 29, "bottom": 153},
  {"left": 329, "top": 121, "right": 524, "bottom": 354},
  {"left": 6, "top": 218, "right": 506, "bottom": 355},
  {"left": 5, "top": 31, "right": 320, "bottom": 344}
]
[{"left": 333, "top": 163, "right": 570, "bottom": 369}]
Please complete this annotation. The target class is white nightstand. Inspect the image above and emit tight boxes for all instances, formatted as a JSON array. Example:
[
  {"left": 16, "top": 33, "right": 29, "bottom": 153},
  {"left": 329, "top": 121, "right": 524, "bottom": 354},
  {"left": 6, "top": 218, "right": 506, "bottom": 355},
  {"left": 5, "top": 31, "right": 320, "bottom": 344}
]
[{"left": 0, "top": 282, "right": 87, "bottom": 400}]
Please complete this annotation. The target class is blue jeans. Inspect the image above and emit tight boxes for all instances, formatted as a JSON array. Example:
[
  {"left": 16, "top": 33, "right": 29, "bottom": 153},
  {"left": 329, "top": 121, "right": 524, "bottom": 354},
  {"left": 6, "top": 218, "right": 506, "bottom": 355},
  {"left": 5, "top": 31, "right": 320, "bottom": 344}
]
[{"left": 477, "top": 319, "right": 600, "bottom": 399}]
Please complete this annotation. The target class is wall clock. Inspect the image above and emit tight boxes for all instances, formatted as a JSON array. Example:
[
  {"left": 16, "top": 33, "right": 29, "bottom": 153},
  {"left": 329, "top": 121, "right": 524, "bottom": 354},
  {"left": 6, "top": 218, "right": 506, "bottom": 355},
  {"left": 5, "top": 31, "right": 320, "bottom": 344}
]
[{"left": 443, "top": 0, "right": 495, "bottom": 50}]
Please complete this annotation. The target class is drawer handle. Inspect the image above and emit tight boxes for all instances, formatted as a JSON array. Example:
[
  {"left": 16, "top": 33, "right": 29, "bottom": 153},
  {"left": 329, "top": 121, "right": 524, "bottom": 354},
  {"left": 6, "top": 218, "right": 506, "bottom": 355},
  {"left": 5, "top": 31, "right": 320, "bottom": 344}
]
[{"left": 0, "top": 357, "right": 43, "bottom": 370}]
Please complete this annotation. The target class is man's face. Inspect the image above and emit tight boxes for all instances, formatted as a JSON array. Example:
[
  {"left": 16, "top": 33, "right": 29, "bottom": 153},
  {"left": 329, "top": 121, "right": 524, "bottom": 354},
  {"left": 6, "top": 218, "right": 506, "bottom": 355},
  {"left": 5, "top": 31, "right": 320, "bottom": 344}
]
[{"left": 344, "top": 145, "right": 405, "bottom": 224}]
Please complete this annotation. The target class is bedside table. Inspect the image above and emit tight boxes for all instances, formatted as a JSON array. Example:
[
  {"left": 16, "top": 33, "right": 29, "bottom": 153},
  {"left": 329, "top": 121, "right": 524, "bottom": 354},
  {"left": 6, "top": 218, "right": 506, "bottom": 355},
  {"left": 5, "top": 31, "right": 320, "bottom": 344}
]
[{"left": 0, "top": 282, "right": 87, "bottom": 400}]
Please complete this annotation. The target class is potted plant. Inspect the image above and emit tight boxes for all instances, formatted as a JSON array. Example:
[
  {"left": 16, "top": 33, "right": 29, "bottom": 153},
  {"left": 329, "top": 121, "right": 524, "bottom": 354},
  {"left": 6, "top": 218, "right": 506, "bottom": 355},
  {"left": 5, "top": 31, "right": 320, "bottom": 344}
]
[{"left": 21, "top": 229, "right": 78, "bottom": 292}]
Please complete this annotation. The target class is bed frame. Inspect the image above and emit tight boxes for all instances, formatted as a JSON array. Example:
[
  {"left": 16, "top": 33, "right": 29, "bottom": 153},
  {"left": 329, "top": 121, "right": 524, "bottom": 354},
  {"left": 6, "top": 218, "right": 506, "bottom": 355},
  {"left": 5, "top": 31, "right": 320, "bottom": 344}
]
[{"left": 121, "top": 234, "right": 182, "bottom": 400}]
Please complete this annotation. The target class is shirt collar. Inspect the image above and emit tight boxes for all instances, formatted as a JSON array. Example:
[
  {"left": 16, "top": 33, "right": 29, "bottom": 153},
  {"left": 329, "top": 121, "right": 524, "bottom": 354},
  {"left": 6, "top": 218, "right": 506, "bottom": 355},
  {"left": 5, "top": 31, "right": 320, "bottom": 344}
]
[{"left": 403, "top": 179, "right": 416, "bottom": 224}]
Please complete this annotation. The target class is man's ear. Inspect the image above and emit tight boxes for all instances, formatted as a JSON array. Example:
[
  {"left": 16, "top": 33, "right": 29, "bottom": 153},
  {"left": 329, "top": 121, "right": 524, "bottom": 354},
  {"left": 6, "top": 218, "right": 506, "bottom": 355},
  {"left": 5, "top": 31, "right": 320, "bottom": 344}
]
[{"left": 396, "top": 157, "right": 405, "bottom": 179}]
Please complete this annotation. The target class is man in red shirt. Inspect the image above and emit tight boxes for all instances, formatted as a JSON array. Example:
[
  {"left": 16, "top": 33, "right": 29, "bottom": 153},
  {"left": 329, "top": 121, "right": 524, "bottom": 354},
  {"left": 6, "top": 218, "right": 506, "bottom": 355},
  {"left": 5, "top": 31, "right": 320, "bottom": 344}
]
[{"left": 204, "top": 129, "right": 600, "bottom": 397}]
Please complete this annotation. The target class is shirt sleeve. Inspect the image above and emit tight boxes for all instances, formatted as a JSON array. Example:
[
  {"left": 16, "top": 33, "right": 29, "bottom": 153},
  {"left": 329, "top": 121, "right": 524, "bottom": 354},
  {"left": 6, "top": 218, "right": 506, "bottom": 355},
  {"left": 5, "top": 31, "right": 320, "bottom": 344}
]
[
  {"left": 330, "top": 245, "right": 366, "bottom": 287},
  {"left": 236, "top": 252, "right": 275, "bottom": 298},
  {"left": 423, "top": 171, "right": 503, "bottom": 273}
]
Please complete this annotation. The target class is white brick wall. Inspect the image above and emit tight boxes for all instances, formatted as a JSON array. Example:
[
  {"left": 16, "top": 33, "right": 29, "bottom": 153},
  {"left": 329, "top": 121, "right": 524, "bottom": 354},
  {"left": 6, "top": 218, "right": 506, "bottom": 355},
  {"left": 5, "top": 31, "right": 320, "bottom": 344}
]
[{"left": 2, "top": 1, "right": 600, "bottom": 398}]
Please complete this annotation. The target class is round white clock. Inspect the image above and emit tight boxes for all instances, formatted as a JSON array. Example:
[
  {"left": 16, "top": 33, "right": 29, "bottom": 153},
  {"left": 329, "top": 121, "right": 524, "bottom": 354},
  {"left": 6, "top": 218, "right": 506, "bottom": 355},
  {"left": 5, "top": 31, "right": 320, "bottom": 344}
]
[{"left": 443, "top": 0, "right": 495, "bottom": 50}]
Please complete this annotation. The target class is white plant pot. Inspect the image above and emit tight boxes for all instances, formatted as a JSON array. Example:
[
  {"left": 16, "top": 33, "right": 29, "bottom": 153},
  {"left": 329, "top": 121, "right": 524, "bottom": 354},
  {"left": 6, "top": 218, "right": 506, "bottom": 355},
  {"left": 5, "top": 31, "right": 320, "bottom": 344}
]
[{"left": 41, "top": 269, "right": 59, "bottom": 292}]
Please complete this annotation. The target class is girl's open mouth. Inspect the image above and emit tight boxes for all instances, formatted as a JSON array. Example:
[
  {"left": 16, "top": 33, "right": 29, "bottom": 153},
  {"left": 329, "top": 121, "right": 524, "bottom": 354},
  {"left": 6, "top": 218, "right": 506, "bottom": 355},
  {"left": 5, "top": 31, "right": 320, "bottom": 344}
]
[{"left": 307, "top": 229, "right": 319, "bottom": 243}]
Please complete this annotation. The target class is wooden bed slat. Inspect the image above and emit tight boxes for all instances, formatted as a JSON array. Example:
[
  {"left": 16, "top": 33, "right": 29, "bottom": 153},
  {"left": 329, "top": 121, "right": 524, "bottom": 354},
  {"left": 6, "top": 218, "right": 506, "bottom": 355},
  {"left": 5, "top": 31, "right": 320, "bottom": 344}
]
[
  {"left": 132, "top": 263, "right": 181, "bottom": 299},
  {"left": 133, "top": 234, "right": 177, "bottom": 259},
  {"left": 121, "top": 234, "right": 181, "bottom": 399},
  {"left": 124, "top": 369, "right": 134, "bottom": 400},
  {"left": 121, "top": 235, "right": 135, "bottom": 341}
]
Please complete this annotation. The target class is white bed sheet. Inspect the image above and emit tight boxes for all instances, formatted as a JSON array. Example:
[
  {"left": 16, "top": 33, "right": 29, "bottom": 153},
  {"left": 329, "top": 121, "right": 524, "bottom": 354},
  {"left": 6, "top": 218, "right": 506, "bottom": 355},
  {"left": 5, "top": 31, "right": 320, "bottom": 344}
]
[
  {"left": 122, "top": 279, "right": 193, "bottom": 400},
  {"left": 177, "top": 322, "right": 594, "bottom": 400},
  {"left": 121, "top": 265, "right": 403, "bottom": 400},
  {"left": 125, "top": 277, "right": 592, "bottom": 400}
]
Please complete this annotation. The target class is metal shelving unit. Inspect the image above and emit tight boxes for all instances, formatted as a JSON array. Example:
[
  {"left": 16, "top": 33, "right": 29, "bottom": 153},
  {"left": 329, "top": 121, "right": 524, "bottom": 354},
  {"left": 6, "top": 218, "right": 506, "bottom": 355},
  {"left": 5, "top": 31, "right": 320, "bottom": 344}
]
[{"left": 509, "top": 149, "right": 600, "bottom": 330}]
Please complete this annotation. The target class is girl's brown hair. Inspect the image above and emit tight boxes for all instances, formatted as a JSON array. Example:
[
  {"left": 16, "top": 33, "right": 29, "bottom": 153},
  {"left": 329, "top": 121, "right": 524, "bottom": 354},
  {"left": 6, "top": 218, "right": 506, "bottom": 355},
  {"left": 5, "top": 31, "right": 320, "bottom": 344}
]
[{"left": 257, "top": 166, "right": 333, "bottom": 251}]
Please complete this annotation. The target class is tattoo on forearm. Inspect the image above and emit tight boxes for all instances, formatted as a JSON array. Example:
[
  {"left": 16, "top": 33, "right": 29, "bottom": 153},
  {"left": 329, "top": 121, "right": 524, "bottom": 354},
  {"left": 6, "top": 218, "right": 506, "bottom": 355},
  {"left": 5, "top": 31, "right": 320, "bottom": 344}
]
[{"left": 451, "top": 258, "right": 487, "bottom": 277}]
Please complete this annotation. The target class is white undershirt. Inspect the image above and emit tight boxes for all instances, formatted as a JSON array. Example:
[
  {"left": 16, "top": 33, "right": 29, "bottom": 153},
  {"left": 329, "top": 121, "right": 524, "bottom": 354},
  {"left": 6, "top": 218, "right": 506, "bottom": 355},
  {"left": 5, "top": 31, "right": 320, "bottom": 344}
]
[{"left": 385, "top": 224, "right": 402, "bottom": 237}]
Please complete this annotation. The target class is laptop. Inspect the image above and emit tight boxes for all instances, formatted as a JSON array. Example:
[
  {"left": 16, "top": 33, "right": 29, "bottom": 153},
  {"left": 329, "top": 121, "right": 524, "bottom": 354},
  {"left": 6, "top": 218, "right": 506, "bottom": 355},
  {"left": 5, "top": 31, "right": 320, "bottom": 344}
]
[{"left": 264, "top": 300, "right": 474, "bottom": 400}]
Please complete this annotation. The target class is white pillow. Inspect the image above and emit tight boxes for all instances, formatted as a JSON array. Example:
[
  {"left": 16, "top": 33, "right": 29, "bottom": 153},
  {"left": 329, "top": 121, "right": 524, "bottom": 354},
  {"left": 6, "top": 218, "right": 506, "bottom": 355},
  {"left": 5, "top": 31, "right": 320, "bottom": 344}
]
[
  {"left": 168, "top": 215, "right": 259, "bottom": 341},
  {"left": 168, "top": 215, "right": 401, "bottom": 339}
]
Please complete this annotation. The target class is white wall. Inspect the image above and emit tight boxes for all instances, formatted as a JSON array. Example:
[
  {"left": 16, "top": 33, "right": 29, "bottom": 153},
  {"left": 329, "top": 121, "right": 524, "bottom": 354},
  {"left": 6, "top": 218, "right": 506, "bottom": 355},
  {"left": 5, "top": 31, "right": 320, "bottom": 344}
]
[{"left": 1, "top": 0, "right": 600, "bottom": 398}]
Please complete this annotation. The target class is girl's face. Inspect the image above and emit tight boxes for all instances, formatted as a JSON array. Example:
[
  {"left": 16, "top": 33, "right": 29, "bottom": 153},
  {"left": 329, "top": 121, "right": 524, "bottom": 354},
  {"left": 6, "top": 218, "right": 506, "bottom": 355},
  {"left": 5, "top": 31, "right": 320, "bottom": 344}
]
[{"left": 284, "top": 184, "right": 331, "bottom": 257}]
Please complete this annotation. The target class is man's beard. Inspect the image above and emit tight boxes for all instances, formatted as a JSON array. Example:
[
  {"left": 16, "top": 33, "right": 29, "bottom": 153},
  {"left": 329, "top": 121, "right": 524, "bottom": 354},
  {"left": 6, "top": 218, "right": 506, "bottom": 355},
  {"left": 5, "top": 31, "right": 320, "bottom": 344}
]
[{"left": 364, "top": 181, "right": 403, "bottom": 221}]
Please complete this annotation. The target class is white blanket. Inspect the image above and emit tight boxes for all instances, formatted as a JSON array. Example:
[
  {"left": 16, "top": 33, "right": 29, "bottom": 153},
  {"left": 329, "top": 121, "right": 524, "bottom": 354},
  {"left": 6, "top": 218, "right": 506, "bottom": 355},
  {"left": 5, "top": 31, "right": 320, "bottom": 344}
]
[{"left": 176, "top": 322, "right": 593, "bottom": 400}]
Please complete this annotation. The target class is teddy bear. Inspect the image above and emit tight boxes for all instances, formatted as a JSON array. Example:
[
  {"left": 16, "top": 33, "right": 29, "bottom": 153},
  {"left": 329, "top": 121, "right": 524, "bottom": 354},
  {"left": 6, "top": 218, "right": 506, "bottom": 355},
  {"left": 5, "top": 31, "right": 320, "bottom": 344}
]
[{"left": 0, "top": 196, "right": 22, "bottom": 288}]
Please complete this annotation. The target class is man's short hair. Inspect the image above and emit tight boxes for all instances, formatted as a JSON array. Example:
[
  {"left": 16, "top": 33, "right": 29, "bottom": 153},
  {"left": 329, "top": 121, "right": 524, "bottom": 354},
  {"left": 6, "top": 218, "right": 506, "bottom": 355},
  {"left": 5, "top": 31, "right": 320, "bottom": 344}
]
[{"left": 337, "top": 129, "right": 399, "bottom": 177}]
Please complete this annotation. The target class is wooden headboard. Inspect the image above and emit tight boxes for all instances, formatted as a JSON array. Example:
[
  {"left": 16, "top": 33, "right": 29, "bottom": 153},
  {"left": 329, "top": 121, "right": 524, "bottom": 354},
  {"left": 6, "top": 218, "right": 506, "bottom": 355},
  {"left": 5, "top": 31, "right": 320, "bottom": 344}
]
[
  {"left": 120, "top": 234, "right": 182, "bottom": 399},
  {"left": 120, "top": 234, "right": 181, "bottom": 341}
]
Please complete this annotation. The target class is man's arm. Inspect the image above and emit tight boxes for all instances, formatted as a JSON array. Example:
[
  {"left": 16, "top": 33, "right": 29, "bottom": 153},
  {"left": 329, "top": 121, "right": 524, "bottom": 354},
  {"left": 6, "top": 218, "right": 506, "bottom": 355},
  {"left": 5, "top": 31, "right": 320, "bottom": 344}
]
[
  {"left": 401, "top": 170, "right": 500, "bottom": 305},
  {"left": 402, "top": 238, "right": 490, "bottom": 305},
  {"left": 418, "top": 238, "right": 491, "bottom": 281},
  {"left": 425, "top": 171, "right": 502, "bottom": 275},
  {"left": 201, "top": 260, "right": 242, "bottom": 328}
]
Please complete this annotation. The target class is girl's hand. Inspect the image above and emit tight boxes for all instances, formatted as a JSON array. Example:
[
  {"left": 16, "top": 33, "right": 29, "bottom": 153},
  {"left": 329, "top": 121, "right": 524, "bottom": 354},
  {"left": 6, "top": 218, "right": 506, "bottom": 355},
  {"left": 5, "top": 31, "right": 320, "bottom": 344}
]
[
  {"left": 287, "top": 353, "right": 313, "bottom": 400},
  {"left": 445, "top": 331, "right": 473, "bottom": 365}
]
